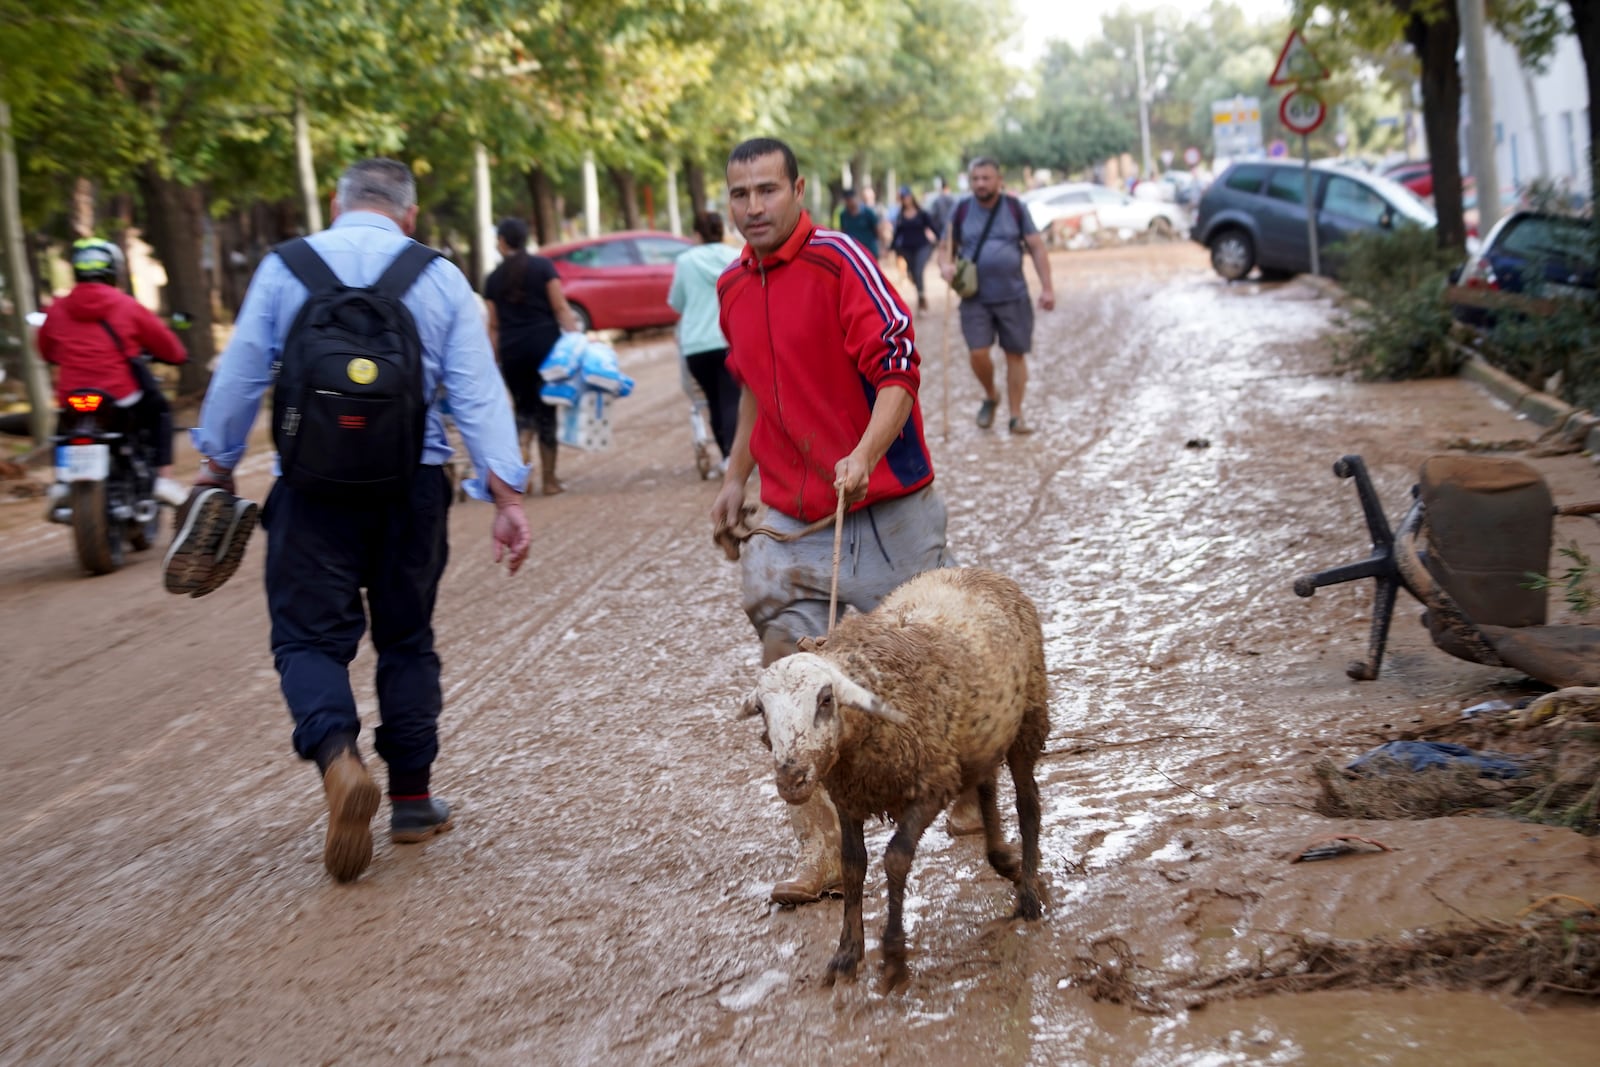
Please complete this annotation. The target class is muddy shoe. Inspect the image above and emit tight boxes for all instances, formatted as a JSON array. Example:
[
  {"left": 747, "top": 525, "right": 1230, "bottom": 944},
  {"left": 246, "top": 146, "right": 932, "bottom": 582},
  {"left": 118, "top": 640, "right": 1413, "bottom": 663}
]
[
  {"left": 192, "top": 495, "right": 260, "bottom": 599},
  {"left": 1008, "top": 417, "right": 1035, "bottom": 436},
  {"left": 391, "top": 796, "right": 454, "bottom": 843},
  {"left": 323, "top": 753, "right": 381, "bottom": 883},
  {"left": 771, "top": 865, "right": 843, "bottom": 906},
  {"left": 976, "top": 397, "right": 998, "bottom": 429},
  {"left": 163, "top": 487, "right": 230, "bottom": 595}
]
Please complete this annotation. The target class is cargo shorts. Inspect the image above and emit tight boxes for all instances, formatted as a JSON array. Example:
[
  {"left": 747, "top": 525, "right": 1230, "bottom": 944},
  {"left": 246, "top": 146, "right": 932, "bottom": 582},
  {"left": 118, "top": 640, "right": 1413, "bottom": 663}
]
[
  {"left": 741, "top": 484, "right": 954, "bottom": 646},
  {"left": 959, "top": 295, "right": 1035, "bottom": 355}
]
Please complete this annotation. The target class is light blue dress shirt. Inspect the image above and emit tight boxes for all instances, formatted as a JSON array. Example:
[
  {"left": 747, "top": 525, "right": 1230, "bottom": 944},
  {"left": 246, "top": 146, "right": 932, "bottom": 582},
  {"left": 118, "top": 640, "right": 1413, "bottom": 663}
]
[{"left": 192, "top": 211, "right": 530, "bottom": 501}]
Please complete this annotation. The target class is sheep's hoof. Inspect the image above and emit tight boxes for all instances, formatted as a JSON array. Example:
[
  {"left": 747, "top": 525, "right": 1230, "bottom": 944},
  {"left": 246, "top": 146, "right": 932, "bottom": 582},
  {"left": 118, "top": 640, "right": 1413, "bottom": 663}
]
[
  {"left": 988, "top": 844, "right": 1022, "bottom": 883},
  {"left": 826, "top": 952, "right": 860, "bottom": 985},
  {"left": 879, "top": 956, "right": 909, "bottom": 993},
  {"left": 1013, "top": 885, "right": 1043, "bottom": 921}
]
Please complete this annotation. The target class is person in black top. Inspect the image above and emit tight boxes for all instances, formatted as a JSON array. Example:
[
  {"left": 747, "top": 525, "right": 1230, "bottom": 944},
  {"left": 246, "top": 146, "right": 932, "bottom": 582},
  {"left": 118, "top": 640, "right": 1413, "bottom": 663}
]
[
  {"left": 484, "top": 218, "right": 581, "bottom": 494},
  {"left": 889, "top": 186, "right": 939, "bottom": 311}
]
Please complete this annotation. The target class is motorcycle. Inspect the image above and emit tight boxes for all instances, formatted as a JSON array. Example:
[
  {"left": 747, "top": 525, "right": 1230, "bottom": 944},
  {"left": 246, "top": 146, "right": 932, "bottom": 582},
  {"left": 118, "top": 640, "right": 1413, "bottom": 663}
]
[{"left": 47, "top": 375, "right": 162, "bottom": 575}]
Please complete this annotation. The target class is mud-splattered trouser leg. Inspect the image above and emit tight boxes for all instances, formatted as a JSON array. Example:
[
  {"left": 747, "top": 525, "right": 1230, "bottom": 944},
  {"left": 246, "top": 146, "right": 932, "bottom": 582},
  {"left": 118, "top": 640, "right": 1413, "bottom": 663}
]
[{"left": 265, "top": 467, "right": 452, "bottom": 793}]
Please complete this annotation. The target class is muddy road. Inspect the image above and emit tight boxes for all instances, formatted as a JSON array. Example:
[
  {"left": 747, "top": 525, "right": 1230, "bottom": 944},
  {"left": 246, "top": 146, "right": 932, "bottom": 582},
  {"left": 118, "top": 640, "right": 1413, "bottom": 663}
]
[{"left": 3, "top": 244, "right": 1598, "bottom": 1065}]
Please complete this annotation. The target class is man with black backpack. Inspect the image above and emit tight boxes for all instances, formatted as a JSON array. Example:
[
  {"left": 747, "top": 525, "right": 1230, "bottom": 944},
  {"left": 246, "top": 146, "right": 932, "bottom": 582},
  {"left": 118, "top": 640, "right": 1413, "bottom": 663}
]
[
  {"left": 937, "top": 157, "right": 1055, "bottom": 435},
  {"left": 181, "top": 158, "right": 532, "bottom": 883}
]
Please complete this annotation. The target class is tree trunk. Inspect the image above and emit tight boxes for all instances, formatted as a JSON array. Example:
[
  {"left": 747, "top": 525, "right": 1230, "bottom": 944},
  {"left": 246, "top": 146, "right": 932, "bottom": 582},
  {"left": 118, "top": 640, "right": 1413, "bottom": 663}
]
[
  {"left": 0, "top": 97, "right": 53, "bottom": 447},
  {"left": 293, "top": 95, "right": 324, "bottom": 234},
  {"left": 524, "top": 165, "right": 560, "bottom": 247},
  {"left": 1570, "top": 0, "right": 1600, "bottom": 216},
  {"left": 1406, "top": 7, "right": 1467, "bottom": 255},
  {"left": 71, "top": 177, "right": 96, "bottom": 238},
  {"left": 685, "top": 161, "right": 708, "bottom": 217},
  {"left": 609, "top": 167, "right": 641, "bottom": 230},
  {"left": 135, "top": 164, "right": 215, "bottom": 397}
]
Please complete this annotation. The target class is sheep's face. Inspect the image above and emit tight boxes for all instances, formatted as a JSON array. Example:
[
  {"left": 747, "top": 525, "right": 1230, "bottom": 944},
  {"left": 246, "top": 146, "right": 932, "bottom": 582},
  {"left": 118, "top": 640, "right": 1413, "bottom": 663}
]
[{"left": 739, "top": 653, "right": 903, "bottom": 805}]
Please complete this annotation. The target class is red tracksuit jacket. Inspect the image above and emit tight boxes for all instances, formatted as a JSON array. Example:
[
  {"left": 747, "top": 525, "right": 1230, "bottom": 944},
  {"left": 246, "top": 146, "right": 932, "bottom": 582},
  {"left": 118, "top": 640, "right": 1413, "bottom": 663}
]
[
  {"left": 719, "top": 211, "right": 934, "bottom": 522},
  {"left": 37, "top": 281, "right": 187, "bottom": 406}
]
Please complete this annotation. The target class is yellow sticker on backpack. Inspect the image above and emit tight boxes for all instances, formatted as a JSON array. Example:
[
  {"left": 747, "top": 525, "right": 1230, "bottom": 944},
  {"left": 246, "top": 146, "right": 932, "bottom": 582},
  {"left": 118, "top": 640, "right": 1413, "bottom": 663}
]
[{"left": 347, "top": 358, "right": 378, "bottom": 385}]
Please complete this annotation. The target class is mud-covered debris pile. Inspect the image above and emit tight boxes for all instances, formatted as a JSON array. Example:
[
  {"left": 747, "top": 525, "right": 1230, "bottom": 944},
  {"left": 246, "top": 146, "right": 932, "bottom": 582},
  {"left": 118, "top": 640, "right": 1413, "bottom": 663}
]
[{"left": 1064, "top": 899, "right": 1600, "bottom": 1011}]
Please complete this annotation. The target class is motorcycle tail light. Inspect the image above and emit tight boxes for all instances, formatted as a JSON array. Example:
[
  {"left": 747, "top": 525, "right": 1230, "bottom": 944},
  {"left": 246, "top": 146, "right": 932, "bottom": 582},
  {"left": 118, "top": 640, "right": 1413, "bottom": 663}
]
[
  {"left": 67, "top": 393, "right": 104, "bottom": 412},
  {"left": 68, "top": 436, "right": 95, "bottom": 445}
]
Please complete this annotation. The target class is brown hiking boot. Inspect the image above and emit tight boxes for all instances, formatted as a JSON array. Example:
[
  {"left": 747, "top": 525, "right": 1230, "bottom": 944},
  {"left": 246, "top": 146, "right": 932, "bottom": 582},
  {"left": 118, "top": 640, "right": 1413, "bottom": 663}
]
[{"left": 322, "top": 752, "right": 381, "bottom": 882}]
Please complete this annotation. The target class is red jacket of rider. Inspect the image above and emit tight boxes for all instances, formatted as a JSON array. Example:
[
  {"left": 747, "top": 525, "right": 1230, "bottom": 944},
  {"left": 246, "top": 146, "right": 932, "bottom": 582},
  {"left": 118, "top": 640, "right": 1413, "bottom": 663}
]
[{"left": 37, "top": 281, "right": 187, "bottom": 406}]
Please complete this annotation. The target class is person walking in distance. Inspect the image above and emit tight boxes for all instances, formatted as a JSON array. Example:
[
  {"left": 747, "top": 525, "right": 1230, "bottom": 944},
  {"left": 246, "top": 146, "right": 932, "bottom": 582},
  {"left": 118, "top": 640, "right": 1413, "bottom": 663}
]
[
  {"left": 835, "top": 188, "right": 880, "bottom": 260},
  {"left": 667, "top": 211, "right": 741, "bottom": 469},
  {"left": 889, "top": 186, "right": 939, "bottom": 312},
  {"left": 484, "top": 217, "right": 581, "bottom": 495},
  {"left": 937, "top": 157, "right": 1055, "bottom": 435},
  {"left": 712, "top": 137, "right": 953, "bottom": 905},
  {"left": 184, "top": 158, "right": 532, "bottom": 882}
]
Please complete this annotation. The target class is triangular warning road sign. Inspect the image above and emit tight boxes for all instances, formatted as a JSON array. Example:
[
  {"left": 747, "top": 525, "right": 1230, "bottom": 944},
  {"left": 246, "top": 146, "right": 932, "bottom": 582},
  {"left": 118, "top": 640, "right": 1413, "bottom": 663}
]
[{"left": 1270, "top": 29, "right": 1330, "bottom": 86}]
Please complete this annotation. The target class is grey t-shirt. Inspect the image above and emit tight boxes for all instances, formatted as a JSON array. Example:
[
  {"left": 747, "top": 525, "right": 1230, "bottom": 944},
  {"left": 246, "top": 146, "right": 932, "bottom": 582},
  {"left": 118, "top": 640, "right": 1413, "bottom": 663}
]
[{"left": 946, "top": 194, "right": 1037, "bottom": 304}]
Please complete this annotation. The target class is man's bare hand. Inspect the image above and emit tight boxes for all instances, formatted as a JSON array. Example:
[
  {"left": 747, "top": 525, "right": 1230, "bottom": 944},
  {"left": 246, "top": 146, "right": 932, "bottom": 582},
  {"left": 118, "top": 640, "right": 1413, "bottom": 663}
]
[
  {"left": 492, "top": 503, "right": 530, "bottom": 575},
  {"left": 939, "top": 262, "right": 956, "bottom": 283},
  {"left": 1038, "top": 287, "right": 1056, "bottom": 312},
  {"left": 711, "top": 479, "right": 746, "bottom": 535},
  {"left": 834, "top": 453, "right": 871, "bottom": 506}
]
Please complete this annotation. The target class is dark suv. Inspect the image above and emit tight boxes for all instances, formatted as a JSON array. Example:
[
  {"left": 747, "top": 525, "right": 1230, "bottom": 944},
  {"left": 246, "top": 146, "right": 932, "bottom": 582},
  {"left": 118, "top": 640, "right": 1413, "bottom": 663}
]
[{"left": 1194, "top": 160, "right": 1437, "bottom": 281}]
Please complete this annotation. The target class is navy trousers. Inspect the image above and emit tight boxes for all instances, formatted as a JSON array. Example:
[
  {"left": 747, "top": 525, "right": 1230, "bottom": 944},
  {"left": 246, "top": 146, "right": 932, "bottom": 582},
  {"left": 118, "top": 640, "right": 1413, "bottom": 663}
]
[{"left": 262, "top": 466, "right": 452, "bottom": 773}]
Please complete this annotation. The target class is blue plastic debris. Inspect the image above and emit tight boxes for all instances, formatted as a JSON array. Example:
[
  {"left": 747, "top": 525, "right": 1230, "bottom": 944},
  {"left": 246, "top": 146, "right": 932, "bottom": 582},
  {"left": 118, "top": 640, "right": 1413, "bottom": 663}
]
[{"left": 1347, "top": 740, "right": 1526, "bottom": 780}]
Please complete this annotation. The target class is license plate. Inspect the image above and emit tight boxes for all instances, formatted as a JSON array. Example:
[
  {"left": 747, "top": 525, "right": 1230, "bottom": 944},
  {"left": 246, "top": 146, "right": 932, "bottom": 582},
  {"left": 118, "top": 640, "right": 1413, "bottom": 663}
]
[{"left": 59, "top": 444, "right": 110, "bottom": 482}]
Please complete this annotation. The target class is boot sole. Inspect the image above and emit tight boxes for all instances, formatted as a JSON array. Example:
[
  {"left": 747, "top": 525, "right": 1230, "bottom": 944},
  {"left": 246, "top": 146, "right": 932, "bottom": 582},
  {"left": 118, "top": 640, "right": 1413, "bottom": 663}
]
[
  {"left": 324, "top": 770, "right": 381, "bottom": 883},
  {"left": 391, "top": 816, "right": 454, "bottom": 844},
  {"left": 191, "top": 499, "right": 259, "bottom": 599},
  {"left": 162, "top": 488, "right": 229, "bottom": 595},
  {"left": 770, "top": 880, "right": 844, "bottom": 906}
]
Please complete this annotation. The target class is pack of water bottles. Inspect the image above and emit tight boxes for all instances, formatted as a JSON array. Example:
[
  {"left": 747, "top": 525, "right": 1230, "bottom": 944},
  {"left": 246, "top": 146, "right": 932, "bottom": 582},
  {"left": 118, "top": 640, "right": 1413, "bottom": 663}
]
[{"left": 538, "top": 333, "right": 635, "bottom": 451}]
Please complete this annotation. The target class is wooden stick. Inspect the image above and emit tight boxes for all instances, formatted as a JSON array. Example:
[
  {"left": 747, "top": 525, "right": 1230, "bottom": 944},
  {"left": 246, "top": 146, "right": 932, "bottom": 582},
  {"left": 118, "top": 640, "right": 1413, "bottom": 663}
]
[
  {"left": 940, "top": 283, "right": 952, "bottom": 443},
  {"left": 827, "top": 489, "right": 846, "bottom": 633}
]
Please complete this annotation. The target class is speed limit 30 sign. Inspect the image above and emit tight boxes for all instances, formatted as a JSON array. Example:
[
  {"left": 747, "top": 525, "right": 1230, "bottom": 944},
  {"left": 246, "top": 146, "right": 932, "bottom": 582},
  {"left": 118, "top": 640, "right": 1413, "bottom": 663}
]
[{"left": 1279, "top": 89, "right": 1327, "bottom": 136}]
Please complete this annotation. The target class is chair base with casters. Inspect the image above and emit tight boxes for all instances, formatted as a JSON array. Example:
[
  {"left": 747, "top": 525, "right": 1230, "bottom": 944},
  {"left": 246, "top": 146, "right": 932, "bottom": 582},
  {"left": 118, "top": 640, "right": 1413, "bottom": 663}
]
[{"left": 1294, "top": 453, "right": 1600, "bottom": 688}]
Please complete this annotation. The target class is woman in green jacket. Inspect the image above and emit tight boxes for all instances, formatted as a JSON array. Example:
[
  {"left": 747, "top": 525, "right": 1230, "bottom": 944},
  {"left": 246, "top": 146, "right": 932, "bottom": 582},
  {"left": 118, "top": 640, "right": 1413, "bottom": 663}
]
[{"left": 667, "top": 211, "right": 741, "bottom": 465}]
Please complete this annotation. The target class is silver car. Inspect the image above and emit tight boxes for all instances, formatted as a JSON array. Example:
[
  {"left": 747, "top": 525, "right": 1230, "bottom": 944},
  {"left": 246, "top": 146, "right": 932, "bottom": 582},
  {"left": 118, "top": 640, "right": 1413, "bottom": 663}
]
[{"left": 1193, "top": 160, "right": 1437, "bottom": 281}]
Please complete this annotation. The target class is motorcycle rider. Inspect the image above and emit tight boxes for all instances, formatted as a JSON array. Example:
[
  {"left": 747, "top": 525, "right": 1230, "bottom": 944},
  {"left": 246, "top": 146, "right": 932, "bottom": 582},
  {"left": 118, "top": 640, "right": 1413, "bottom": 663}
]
[{"left": 37, "top": 237, "right": 190, "bottom": 508}]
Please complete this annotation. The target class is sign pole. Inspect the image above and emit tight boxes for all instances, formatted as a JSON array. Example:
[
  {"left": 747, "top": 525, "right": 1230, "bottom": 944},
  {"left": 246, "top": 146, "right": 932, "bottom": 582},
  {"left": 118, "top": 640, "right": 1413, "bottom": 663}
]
[{"left": 1302, "top": 133, "right": 1319, "bottom": 277}]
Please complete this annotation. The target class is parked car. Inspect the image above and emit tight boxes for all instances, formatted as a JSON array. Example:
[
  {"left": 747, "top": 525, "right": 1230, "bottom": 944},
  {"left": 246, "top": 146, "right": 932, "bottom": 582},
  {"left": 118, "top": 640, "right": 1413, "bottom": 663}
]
[
  {"left": 1382, "top": 158, "right": 1433, "bottom": 198},
  {"left": 1021, "top": 182, "right": 1181, "bottom": 237},
  {"left": 538, "top": 231, "right": 694, "bottom": 332},
  {"left": 1447, "top": 210, "right": 1596, "bottom": 328},
  {"left": 1193, "top": 160, "right": 1437, "bottom": 281}
]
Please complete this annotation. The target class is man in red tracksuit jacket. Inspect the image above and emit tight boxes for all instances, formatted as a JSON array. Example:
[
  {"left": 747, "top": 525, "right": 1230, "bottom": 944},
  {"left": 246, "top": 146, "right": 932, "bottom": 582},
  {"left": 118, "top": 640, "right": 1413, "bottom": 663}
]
[
  {"left": 37, "top": 237, "right": 190, "bottom": 507},
  {"left": 711, "top": 137, "right": 958, "bottom": 906}
]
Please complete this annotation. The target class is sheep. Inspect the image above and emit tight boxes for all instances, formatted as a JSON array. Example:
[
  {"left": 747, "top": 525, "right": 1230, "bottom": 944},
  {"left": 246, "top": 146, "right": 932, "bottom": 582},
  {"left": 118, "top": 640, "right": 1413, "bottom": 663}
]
[{"left": 738, "top": 566, "right": 1050, "bottom": 989}]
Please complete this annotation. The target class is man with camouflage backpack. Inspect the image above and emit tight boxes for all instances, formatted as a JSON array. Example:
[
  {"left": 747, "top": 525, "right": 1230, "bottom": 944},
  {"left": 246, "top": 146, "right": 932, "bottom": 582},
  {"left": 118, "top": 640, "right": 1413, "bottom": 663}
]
[{"left": 181, "top": 158, "right": 532, "bottom": 883}]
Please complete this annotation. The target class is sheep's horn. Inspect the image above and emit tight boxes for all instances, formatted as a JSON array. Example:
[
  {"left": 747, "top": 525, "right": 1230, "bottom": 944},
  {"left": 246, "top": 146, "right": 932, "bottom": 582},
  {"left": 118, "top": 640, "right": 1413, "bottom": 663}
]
[{"left": 832, "top": 674, "right": 908, "bottom": 725}]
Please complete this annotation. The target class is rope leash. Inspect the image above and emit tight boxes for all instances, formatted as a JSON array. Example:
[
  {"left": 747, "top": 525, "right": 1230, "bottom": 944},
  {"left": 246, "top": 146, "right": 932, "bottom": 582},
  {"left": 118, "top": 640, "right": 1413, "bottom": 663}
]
[{"left": 940, "top": 283, "right": 952, "bottom": 443}]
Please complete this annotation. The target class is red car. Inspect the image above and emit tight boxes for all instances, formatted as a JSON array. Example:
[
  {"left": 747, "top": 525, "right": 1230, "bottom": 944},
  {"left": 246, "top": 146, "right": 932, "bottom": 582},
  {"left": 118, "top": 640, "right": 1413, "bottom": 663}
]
[
  {"left": 538, "top": 231, "right": 693, "bottom": 332},
  {"left": 1382, "top": 159, "right": 1433, "bottom": 198}
]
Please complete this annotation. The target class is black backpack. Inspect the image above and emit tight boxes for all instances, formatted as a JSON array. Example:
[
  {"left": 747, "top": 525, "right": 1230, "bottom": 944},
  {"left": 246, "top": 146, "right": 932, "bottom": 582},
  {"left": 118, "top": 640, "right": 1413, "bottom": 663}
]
[{"left": 270, "top": 238, "right": 439, "bottom": 500}]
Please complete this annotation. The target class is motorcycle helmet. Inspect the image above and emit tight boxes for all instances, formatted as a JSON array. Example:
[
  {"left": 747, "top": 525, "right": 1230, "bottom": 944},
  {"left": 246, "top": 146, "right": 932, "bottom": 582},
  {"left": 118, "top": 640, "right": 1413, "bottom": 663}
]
[{"left": 71, "top": 237, "right": 124, "bottom": 283}]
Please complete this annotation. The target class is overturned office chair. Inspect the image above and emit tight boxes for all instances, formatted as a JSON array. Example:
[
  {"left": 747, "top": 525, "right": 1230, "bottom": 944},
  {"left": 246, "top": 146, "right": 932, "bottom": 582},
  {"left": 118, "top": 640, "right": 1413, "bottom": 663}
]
[{"left": 1294, "top": 453, "right": 1600, "bottom": 687}]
